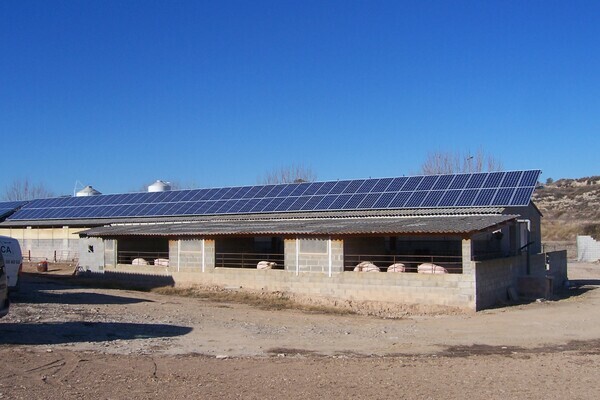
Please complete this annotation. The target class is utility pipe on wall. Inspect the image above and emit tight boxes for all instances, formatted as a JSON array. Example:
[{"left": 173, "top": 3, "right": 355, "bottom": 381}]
[
  {"left": 328, "top": 237, "right": 332, "bottom": 278},
  {"left": 296, "top": 238, "right": 300, "bottom": 276},
  {"left": 201, "top": 239, "right": 206, "bottom": 273}
]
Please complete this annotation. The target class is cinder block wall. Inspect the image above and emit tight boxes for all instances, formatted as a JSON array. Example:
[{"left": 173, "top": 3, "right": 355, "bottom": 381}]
[
  {"left": 78, "top": 237, "right": 105, "bottom": 271},
  {"left": 475, "top": 255, "right": 526, "bottom": 309},
  {"left": 474, "top": 250, "right": 567, "bottom": 309},
  {"left": 168, "top": 239, "right": 215, "bottom": 271},
  {"left": 284, "top": 238, "right": 344, "bottom": 274},
  {"left": 171, "top": 268, "right": 476, "bottom": 309},
  {"left": 0, "top": 227, "right": 84, "bottom": 261},
  {"left": 577, "top": 235, "right": 600, "bottom": 262}
]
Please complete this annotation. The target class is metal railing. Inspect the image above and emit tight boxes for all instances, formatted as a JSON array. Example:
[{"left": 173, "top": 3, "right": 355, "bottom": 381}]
[
  {"left": 344, "top": 254, "right": 463, "bottom": 273},
  {"left": 117, "top": 251, "right": 169, "bottom": 266},
  {"left": 23, "top": 250, "right": 79, "bottom": 263},
  {"left": 215, "top": 252, "right": 285, "bottom": 269}
]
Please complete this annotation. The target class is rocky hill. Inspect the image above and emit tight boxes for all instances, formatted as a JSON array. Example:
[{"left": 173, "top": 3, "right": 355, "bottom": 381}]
[{"left": 533, "top": 176, "right": 600, "bottom": 247}]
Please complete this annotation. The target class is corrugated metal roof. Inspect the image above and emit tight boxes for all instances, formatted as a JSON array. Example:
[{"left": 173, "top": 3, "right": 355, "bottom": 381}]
[
  {"left": 80, "top": 214, "right": 517, "bottom": 238},
  {"left": 0, "top": 207, "right": 507, "bottom": 228}
]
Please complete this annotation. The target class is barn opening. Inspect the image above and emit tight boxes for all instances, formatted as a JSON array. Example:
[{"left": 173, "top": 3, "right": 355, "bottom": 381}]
[
  {"left": 344, "top": 236, "right": 463, "bottom": 273},
  {"left": 116, "top": 237, "right": 169, "bottom": 266},
  {"left": 215, "top": 236, "right": 285, "bottom": 269}
]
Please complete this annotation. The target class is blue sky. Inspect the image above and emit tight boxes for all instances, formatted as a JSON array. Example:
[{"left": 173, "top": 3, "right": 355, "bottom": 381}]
[{"left": 1, "top": 0, "right": 598, "bottom": 196}]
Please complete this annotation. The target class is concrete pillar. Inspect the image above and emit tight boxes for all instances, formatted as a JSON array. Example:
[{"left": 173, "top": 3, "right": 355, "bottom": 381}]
[{"left": 462, "top": 238, "right": 475, "bottom": 275}]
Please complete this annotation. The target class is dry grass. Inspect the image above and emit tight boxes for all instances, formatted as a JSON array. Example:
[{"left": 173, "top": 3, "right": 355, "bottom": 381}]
[
  {"left": 151, "top": 285, "right": 354, "bottom": 315},
  {"left": 534, "top": 180, "right": 600, "bottom": 241}
]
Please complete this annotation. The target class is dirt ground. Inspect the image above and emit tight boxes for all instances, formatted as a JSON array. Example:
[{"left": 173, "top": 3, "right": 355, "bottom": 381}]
[{"left": 1, "top": 262, "right": 600, "bottom": 399}]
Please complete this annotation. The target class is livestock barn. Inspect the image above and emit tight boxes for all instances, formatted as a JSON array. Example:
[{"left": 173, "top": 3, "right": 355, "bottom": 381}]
[{"left": 0, "top": 170, "right": 567, "bottom": 311}]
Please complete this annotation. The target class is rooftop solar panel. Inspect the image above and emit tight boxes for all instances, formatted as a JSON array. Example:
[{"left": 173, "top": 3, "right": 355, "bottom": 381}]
[
  {"left": 5, "top": 170, "right": 541, "bottom": 221},
  {"left": 0, "top": 201, "right": 28, "bottom": 217}
]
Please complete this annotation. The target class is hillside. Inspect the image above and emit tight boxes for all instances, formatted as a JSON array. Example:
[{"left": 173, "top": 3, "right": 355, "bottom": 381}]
[{"left": 533, "top": 176, "right": 600, "bottom": 244}]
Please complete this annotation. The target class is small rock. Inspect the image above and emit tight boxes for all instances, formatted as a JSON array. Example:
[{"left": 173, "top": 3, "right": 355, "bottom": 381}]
[
  {"left": 277, "top": 353, "right": 285, "bottom": 358},
  {"left": 215, "top": 355, "right": 228, "bottom": 360},
  {"left": 46, "top": 349, "right": 53, "bottom": 353}
]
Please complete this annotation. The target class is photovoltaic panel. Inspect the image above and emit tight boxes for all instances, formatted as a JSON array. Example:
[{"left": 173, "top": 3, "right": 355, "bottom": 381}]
[
  {"left": 432, "top": 175, "right": 454, "bottom": 190},
  {"left": 520, "top": 170, "right": 540, "bottom": 187},
  {"left": 342, "top": 180, "right": 365, "bottom": 194},
  {"left": 289, "top": 196, "right": 311, "bottom": 210},
  {"left": 493, "top": 188, "right": 514, "bottom": 205},
  {"left": 289, "top": 183, "right": 310, "bottom": 197},
  {"left": 466, "top": 173, "right": 487, "bottom": 189},
  {"left": 416, "top": 175, "right": 438, "bottom": 191},
  {"left": 241, "top": 186, "right": 261, "bottom": 199},
  {"left": 302, "top": 182, "right": 324, "bottom": 196},
  {"left": 300, "top": 195, "right": 324, "bottom": 211},
  {"left": 449, "top": 174, "right": 469, "bottom": 189},
  {"left": 314, "top": 181, "right": 336, "bottom": 195},
  {"left": 511, "top": 187, "right": 534, "bottom": 206},
  {"left": 344, "top": 194, "right": 365, "bottom": 209},
  {"left": 401, "top": 176, "right": 423, "bottom": 191},
  {"left": 6, "top": 170, "right": 541, "bottom": 221},
  {"left": 500, "top": 171, "right": 522, "bottom": 187},
  {"left": 356, "top": 193, "right": 382, "bottom": 209},
  {"left": 455, "top": 189, "right": 479, "bottom": 207},
  {"left": 357, "top": 179, "right": 379, "bottom": 193},
  {"left": 0, "top": 201, "right": 27, "bottom": 217},
  {"left": 371, "top": 178, "right": 393, "bottom": 192},
  {"left": 421, "top": 191, "right": 444, "bottom": 207},
  {"left": 328, "top": 181, "right": 351, "bottom": 195},
  {"left": 482, "top": 172, "right": 504, "bottom": 188},
  {"left": 388, "top": 192, "right": 411, "bottom": 208},
  {"left": 474, "top": 189, "right": 497, "bottom": 206},
  {"left": 325, "top": 195, "right": 349, "bottom": 210},
  {"left": 405, "top": 191, "right": 428, "bottom": 208}
]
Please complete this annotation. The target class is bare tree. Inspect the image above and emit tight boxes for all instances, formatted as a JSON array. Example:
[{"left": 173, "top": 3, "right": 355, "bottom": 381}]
[
  {"left": 419, "top": 149, "right": 503, "bottom": 175},
  {"left": 259, "top": 164, "right": 317, "bottom": 184},
  {"left": 3, "top": 178, "right": 54, "bottom": 201}
]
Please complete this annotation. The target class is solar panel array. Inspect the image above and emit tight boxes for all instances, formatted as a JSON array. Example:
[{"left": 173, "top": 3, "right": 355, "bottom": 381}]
[
  {"left": 7, "top": 170, "right": 541, "bottom": 221},
  {"left": 0, "top": 201, "right": 27, "bottom": 218}
]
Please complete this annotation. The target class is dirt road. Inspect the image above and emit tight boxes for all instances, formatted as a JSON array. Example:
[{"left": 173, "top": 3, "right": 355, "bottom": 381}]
[{"left": 1, "top": 263, "right": 599, "bottom": 399}]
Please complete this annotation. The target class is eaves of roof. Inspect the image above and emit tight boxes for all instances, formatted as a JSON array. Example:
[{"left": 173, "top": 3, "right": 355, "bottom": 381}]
[
  {"left": 79, "top": 214, "right": 518, "bottom": 238},
  {"left": 0, "top": 207, "right": 507, "bottom": 228}
]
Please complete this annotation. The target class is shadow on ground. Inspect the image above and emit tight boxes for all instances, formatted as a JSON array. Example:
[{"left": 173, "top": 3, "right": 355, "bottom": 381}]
[
  {"left": 11, "top": 279, "right": 154, "bottom": 305},
  {"left": 0, "top": 321, "right": 193, "bottom": 345}
]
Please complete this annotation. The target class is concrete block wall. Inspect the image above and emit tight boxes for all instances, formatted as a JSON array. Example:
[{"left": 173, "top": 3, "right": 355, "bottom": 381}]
[
  {"left": 577, "top": 235, "right": 600, "bottom": 261},
  {"left": 0, "top": 227, "right": 84, "bottom": 261},
  {"left": 168, "top": 239, "right": 215, "bottom": 272},
  {"left": 475, "top": 255, "right": 525, "bottom": 309},
  {"left": 104, "top": 239, "right": 116, "bottom": 267},
  {"left": 284, "top": 238, "right": 343, "bottom": 274},
  {"left": 172, "top": 267, "right": 476, "bottom": 309},
  {"left": 546, "top": 250, "right": 568, "bottom": 289},
  {"left": 78, "top": 237, "right": 105, "bottom": 272}
]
